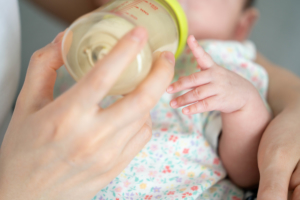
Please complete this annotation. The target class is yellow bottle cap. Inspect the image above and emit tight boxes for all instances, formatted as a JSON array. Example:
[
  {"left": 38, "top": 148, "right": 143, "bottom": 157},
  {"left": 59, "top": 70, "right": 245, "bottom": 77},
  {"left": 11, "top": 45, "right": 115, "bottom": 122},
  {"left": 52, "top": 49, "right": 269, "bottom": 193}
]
[{"left": 163, "top": 0, "right": 188, "bottom": 59}]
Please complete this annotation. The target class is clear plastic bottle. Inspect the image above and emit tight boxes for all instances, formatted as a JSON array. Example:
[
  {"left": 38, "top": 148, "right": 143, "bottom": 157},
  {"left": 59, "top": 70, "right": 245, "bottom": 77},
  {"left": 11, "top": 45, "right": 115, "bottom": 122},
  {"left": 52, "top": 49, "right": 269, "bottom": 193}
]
[{"left": 62, "top": 0, "right": 188, "bottom": 95}]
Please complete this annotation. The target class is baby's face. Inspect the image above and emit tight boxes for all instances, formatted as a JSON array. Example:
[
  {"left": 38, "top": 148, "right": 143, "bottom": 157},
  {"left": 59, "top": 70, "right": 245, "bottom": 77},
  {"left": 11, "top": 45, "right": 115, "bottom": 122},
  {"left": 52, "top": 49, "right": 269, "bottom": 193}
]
[
  {"left": 178, "top": 0, "right": 246, "bottom": 40},
  {"left": 96, "top": 0, "right": 249, "bottom": 41}
]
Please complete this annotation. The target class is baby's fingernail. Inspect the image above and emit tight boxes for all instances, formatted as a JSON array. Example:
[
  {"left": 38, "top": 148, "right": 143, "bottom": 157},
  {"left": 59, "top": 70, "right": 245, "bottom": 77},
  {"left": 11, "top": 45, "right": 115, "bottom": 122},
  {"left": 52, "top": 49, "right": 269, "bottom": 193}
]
[
  {"left": 192, "top": 36, "right": 198, "bottom": 45},
  {"left": 183, "top": 108, "right": 190, "bottom": 114},
  {"left": 167, "top": 86, "right": 173, "bottom": 92},
  {"left": 162, "top": 51, "right": 175, "bottom": 65},
  {"left": 171, "top": 100, "right": 177, "bottom": 107},
  {"left": 131, "top": 27, "right": 147, "bottom": 42}
]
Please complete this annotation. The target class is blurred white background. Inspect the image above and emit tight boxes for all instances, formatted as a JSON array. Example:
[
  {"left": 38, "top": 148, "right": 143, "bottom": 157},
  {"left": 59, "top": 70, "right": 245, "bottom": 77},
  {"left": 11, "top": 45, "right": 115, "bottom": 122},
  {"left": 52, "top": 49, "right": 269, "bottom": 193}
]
[{"left": 19, "top": 0, "right": 300, "bottom": 93}]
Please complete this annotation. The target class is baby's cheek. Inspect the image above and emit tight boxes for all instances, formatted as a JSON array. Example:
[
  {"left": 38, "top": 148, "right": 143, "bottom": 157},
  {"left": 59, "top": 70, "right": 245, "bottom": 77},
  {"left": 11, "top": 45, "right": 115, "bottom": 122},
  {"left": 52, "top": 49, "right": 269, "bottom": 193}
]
[{"left": 177, "top": 0, "right": 188, "bottom": 12}]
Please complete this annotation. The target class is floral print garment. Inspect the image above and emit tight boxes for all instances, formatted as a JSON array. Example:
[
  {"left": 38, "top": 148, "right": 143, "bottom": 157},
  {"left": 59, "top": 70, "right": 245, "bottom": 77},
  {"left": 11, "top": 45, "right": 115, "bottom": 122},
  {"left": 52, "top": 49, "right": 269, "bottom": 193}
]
[{"left": 54, "top": 40, "right": 269, "bottom": 200}]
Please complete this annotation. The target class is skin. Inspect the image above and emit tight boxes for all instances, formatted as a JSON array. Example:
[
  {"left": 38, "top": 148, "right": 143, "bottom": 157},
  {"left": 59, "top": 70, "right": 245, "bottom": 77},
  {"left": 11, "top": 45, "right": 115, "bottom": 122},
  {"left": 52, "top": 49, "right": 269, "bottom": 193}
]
[
  {"left": 23, "top": 0, "right": 300, "bottom": 199},
  {"left": 174, "top": 1, "right": 300, "bottom": 198},
  {"left": 167, "top": 35, "right": 271, "bottom": 187},
  {"left": 0, "top": 28, "right": 176, "bottom": 199},
  {"left": 175, "top": 1, "right": 300, "bottom": 198},
  {"left": 255, "top": 54, "right": 300, "bottom": 200},
  {"left": 177, "top": 0, "right": 250, "bottom": 40}
]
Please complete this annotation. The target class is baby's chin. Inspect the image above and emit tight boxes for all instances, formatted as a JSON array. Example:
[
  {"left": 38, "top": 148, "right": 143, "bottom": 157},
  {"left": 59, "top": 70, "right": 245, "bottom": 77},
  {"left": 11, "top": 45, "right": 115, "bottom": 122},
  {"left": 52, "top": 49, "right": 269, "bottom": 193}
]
[
  {"left": 186, "top": 23, "right": 212, "bottom": 40},
  {"left": 188, "top": 29, "right": 235, "bottom": 41},
  {"left": 187, "top": 29, "right": 209, "bottom": 41},
  {"left": 187, "top": 21, "right": 236, "bottom": 41}
]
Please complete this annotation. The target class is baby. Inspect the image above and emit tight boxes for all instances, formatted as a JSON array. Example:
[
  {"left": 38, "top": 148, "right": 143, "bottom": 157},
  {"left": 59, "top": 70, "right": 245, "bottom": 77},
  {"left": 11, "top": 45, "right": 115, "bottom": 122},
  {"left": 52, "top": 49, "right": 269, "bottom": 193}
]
[
  {"left": 169, "top": 0, "right": 269, "bottom": 187},
  {"left": 55, "top": 0, "right": 271, "bottom": 199},
  {"left": 95, "top": 0, "right": 271, "bottom": 199}
]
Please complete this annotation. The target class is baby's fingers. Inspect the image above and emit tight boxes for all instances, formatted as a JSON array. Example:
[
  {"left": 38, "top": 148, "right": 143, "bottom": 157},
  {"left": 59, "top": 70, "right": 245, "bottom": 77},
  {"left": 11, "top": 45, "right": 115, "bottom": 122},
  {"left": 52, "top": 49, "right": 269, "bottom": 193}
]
[
  {"left": 170, "top": 84, "right": 216, "bottom": 108},
  {"left": 167, "top": 70, "right": 212, "bottom": 94},
  {"left": 187, "top": 35, "right": 215, "bottom": 70},
  {"left": 182, "top": 95, "right": 219, "bottom": 115}
]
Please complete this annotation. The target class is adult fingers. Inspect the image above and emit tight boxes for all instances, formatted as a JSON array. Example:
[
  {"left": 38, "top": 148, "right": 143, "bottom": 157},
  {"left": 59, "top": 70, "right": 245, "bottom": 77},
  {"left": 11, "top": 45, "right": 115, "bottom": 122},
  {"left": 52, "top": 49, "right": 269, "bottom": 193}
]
[
  {"left": 170, "top": 84, "right": 216, "bottom": 108},
  {"left": 257, "top": 168, "right": 291, "bottom": 200},
  {"left": 91, "top": 117, "right": 152, "bottom": 189},
  {"left": 257, "top": 138, "right": 300, "bottom": 200},
  {"left": 290, "top": 161, "right": 300, "bottom": 190},
  {"left": 110, "top": 114, "right": 150, "bottom": 153},
  {"left": 18, "top": 32, "right": 65, "bottom": 111},
  {"left": 181, "top": 95, "right": 219, "bottom": 115},
  {"left": 292, "top": 185, "right": 300, "bottom": 200},
  {"left": 167, "top": 70, "right": 212, "bottom": 94},
  {"left": 102, "top": 51, "right": 175, "bottom": 130},
  {"left": 119, "top": 116, "right": 152, "bottom": 161},
  {"left": 61, "top": 27, "right": 148, "bottom": 110},
  {"left": 187, "top": 35, "right": 215, "bottom": 70}
]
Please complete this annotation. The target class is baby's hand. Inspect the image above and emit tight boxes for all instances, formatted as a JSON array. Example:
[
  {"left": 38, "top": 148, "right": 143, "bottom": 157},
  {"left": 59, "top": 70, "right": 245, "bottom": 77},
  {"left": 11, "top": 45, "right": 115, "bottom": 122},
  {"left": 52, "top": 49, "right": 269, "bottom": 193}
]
[{"left": 167, "top": 35, "right": 260, "bottom": 115}]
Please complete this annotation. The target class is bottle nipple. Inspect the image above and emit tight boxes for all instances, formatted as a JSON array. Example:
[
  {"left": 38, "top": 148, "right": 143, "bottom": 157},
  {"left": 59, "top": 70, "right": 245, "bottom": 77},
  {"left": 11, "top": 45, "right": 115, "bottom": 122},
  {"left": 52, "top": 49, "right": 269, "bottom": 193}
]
[{"left": 83, "top": 44, "right": 111, "bottom": 66}]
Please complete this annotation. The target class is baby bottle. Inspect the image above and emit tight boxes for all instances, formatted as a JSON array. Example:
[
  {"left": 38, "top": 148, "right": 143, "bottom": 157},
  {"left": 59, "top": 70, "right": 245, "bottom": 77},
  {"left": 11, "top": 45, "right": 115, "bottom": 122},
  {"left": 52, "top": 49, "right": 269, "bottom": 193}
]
[{"left": 62, "top": 0, "right": 188, "bottom": 95}]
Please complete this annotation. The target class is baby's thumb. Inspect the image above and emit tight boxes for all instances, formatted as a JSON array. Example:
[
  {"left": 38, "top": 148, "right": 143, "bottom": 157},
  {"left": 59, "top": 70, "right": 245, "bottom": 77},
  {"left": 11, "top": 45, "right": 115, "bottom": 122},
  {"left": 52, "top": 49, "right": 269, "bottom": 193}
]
[{"left": 187, "top": 35, "right": 215, "bottom": 70}]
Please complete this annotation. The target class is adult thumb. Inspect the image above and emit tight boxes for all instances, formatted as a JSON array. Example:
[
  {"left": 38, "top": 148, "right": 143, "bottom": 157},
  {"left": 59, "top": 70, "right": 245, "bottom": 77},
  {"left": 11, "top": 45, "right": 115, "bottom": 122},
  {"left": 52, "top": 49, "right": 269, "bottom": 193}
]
[
  {"left": 257, "top": 165, "right": 291, "bottom": 200},
  {"left": 18, "top": 32, "right": 64, "bottom": 112},
  {"left": 292, "top": 185, "right": 300, "bottom": 200}
]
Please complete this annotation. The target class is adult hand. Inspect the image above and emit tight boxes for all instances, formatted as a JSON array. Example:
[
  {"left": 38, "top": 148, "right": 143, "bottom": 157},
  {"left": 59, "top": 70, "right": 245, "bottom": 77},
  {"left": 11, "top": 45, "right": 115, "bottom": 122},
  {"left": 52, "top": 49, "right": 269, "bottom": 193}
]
[
  {"left": 0, "top": 27, "right": 175, "bottom": 200},
  {"left": 255, "top": 53, "right": 300, "bottom": 200},
  {"left": 257, "top": 109, "right": 300, "bottom": 200}
]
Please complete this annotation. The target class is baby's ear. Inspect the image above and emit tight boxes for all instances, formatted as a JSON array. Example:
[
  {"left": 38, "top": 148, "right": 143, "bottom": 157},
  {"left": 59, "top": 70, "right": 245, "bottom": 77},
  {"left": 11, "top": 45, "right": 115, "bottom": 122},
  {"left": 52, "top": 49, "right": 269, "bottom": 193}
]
[{"left": 234, "top": 8, "right": 259, "bottom": 41}]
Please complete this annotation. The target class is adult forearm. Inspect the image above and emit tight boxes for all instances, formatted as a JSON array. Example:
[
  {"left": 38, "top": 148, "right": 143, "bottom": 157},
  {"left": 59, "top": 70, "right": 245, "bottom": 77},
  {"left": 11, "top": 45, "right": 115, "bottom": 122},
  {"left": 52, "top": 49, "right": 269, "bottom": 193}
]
[
  {"left": 257, "top": 96, "right": 300, "bottom": 199},
  {"left": 256, "top": 53, "right": 300, "bottom": 200},
  {"left": 259, "top": 98, "right": 300, "bottom": 165},
  {"left": 256, "top": 53, "right": 300, "bottom": 115},
  {"left": 27, "top": 0, "right": 98, "bottom": 23}
]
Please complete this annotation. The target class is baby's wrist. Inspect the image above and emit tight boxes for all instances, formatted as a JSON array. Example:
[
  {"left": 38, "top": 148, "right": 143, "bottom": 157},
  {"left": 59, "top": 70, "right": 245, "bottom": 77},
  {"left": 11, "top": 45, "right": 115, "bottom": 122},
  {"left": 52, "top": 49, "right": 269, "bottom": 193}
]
[{"left": 240, "top": 87, "right": 266, "bottom": 113}]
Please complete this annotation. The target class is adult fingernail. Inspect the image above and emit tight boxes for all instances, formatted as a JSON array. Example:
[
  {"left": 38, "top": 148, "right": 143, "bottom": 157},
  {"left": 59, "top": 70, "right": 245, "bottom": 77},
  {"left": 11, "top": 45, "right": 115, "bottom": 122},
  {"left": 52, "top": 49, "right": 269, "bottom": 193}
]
[
  {"left": 52, "top": 31, "right": 64, "bottom": 44},
  {"left": 167, "top": 86, "right": 173, "bottom": 92},
  {"left": 162, "top": 51, "right": 175, "bottom": 65},
  {"left": 153, "top": 51, "right": 162, "bottom": 61},
  {"left": 131, "top": 27, "right": 147, "bottom": 42}
]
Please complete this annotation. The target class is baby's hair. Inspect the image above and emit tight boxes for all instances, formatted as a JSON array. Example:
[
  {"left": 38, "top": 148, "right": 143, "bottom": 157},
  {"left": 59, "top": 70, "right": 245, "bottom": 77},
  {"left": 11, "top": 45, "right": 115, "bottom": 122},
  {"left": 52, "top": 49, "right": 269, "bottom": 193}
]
[{"left": 245, "top": 0, "right": 256, "bottom": 9}]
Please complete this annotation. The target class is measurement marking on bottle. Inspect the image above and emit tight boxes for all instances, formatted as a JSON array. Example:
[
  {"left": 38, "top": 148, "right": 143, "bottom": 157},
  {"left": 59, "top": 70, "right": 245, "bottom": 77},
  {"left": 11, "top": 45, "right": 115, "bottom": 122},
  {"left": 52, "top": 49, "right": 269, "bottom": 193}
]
[
  {"left": 130, "top": 14, "right": 138, "bottom": 20},
  {"left": 114, "top": 0, "right": 159, "bottom": 16},
  {"left": 115, "top": 1, "right": 137, "bottom": 12},
  {"left": 111, "top": 1, "right": 129, "bottom": 12},
  {"left": 149, "top": 2, "right": 158, "bottom": 10},
  {"left": 111, "top": 1, "right": 135, "bottom": 12},
  {"left": 140, "top": 8, "right": 149, "bottom": 15},
  {"left": 117, "top": 0, "right": 144, "bottom": 13}
]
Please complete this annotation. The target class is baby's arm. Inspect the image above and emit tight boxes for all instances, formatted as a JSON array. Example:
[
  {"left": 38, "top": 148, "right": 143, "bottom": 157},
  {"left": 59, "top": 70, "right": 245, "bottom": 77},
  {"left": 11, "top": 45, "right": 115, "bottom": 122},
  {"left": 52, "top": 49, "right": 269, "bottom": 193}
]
[{"left": 167, "top": 36, "right": 271, "bottom": 188}]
